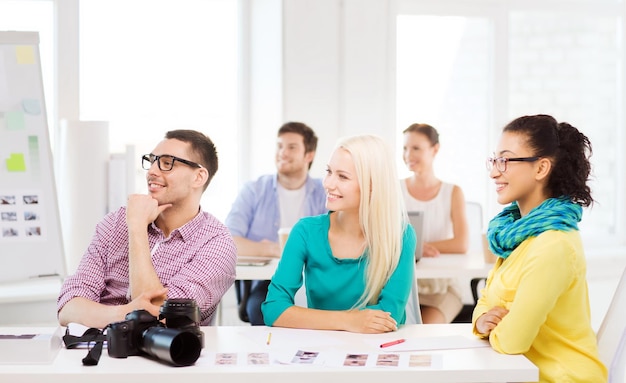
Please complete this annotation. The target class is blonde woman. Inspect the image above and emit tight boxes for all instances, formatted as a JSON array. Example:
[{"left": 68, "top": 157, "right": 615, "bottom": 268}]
[{"left": 262, "top": 134, "right": 416, "bottom": 333}]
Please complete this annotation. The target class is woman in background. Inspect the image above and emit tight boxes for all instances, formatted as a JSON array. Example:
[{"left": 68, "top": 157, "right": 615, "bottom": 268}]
[
  {"left": 474, "top": 114, "right": 607, "bottom": 382},
  {"left": 262, "top": 134, "right": 416, "bottom": 333},
  {"left": 401, "top": 123, "right": 469, "bottom": 323}
]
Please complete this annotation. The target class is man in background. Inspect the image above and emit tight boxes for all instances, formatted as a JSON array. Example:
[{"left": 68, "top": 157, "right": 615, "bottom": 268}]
[
  {"left": 58, "top": 130, "right": 237, "bottom": 328},
  {"left": 226, "top": 122, "right": 327, "bottom": 325}
]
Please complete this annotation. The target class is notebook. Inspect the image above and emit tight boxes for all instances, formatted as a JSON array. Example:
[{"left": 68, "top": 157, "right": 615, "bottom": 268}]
[{"left": 408, "top": 211, "right": 425, "bottom": 262}]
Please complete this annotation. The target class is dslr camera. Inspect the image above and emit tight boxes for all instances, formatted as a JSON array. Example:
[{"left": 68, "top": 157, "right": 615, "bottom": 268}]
[{"left": 107, "top": 298, "right": 205, "bottom": 366}]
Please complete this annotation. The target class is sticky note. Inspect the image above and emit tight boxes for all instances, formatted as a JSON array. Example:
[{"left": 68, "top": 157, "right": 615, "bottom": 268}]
[
  {"left": 16, "top": 46, "right": 35, "bottom": 64},
  {"left": 6, "top": 153, "right": 26, "bottom": 172},
  {"left": 22, "top": 99, "right": 41, "bottom": 115},
  {"left": 6, "top": 111, "right": 25, "bottom": 130}
]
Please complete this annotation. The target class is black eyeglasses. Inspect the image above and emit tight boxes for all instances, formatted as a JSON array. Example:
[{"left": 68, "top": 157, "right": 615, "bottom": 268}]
[
  {"left": 486, "top": 155, "right": 540, "bottom": 173},
  {"left": 142, "top": 154, "right": 204, "bottom": 171}
]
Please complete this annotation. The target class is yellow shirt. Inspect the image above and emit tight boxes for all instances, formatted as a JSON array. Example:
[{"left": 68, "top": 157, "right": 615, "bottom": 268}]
[{"left": 472, "top": 230, "right": 607, "bottom": 383}]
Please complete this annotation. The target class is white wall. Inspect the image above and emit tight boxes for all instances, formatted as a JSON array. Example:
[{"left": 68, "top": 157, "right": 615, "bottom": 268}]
[{"left": 244, "top": 0, "right": 396, "bottom": 181}]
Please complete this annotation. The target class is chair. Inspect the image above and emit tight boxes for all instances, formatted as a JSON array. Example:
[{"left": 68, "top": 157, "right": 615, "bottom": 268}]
[
  {"left": 465, "top": 201, "right": 484, "bottom": 257},
  {"left": 235, "top": 280, "right": 252, "bottom": 322},
  {"left": 405, "top": 278, "right": 423, "bottom": 324},
  {"left": 241, "top": 277, "right": 421, "bottom": 324},
  {"left": 608, "top": 329, "right": 626, "bottom": 383},
  {"left": 596, "top": 265, "right": 626, "bottom": 382},
  {"left": 237, "top": 274, "right": 307, "bottom": 323}
]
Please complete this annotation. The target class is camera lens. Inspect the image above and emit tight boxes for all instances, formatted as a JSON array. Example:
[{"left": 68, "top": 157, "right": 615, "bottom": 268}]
[
  {"left": 160, "top": 298, "right": 201, "bottom": 325},
  {"left": 159, "top": 298, "right": 204, "bottom": 348},
  {"left": 141, "top": 327, "right": 201, "bottom": 366}
]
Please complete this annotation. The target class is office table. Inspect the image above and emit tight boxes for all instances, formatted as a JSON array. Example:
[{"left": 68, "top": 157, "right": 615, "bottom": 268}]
[
  {"left": 236, "top": 253, "right": 494, "bottom": 281},
  {"left": 415, "top": 253, "right": 494, "bottom": 280},
  {"left": 0, "top": 324, "right": 538, "bottom": 383}
]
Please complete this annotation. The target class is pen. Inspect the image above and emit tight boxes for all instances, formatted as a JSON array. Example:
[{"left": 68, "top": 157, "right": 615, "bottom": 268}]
[
  {"left": 379, "top": 338, "right": 405, "bottom": 348},
  {"left": 266, "top": 332, "right": 272, "bottom": 345}
]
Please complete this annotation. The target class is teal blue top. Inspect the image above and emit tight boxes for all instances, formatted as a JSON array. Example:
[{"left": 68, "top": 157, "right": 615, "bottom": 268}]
[{"left": 261, "top": 212, "right": 416, "bottom": 326}]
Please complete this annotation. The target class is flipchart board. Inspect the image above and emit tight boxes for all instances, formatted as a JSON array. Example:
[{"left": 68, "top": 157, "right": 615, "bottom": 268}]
[{"left": 0, "top": 31, "right": 66, "bottom": 282}]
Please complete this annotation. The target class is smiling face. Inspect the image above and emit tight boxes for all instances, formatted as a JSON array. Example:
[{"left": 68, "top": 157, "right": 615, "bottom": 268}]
[
  {"left": 145, "top": 138, "right": 206, "bottom": 207},
  {"left": 402, "top": 131, "right": 438, "bottom": 173},
  {"left": 275, "top": 132, "right": 315, "bottom": 176},
  {"left": 490, "top": 131, "right": 550, "bottom": 215},
  {"left": 323, "top": 147, "right": 361, "bottom": 213}
]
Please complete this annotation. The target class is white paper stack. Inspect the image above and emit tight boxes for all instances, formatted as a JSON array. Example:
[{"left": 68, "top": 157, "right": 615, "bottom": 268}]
[{"left": 0, "top": 326, "right": 63, "bottom": 364}]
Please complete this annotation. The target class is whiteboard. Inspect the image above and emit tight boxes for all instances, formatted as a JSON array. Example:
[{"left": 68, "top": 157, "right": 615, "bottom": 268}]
[{"left": 0, "top": 31, "right": 66, "bottom": 282}]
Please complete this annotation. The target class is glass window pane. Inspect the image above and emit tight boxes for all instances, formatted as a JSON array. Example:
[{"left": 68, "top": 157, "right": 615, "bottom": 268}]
[
  {"left": 396, "top": 6, "right": 622, "bottom": 247},
  {"left": 508, "top": 11, "right": 620, "bottom": 245},
  {"left": 79, "top": 0, "right": 238, "bottom": 220},
  {"left": 396, "top": 15, "right": 493, "bottom": 210}
]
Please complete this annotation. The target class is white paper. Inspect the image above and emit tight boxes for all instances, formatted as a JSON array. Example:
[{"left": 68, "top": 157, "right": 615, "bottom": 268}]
[{"left": 372, "top": 335, "right": 490, "bottom": 351}]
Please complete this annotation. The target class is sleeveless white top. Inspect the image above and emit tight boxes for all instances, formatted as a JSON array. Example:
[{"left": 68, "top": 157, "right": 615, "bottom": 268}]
[{"left": 401, "top": 179, "right": 458, "bottom": 295}]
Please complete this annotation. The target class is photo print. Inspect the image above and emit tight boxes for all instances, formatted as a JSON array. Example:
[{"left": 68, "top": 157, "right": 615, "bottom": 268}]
[
  {"left": 1, "top": 212, "right": 17, "bottom": 221},
  {"left": 291, "top": 350, "right": 319, "bottom": 364},
  {"left": 0, "top": 195, "right": 16, "bottom": 205},
  {"left": 23, "top": 194, "right": 39, "bottom": 204},
  {"left": 343, "top": 353, "right": 368, "bottom": 367},
  {"left": 247, "top": 352, "right": 270, "bottom": 365}
]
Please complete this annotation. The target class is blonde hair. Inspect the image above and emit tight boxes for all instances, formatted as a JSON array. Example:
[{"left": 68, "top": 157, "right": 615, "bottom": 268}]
[{"left": 336, "top": 135, "right": 408, "bottom": 307}]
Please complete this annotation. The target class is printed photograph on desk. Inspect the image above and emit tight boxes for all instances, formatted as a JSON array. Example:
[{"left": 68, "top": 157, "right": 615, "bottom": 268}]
[
  {"left": 409, "top": 354, "right": 432, "bottom": 367},
  {"left": 291, "top": 350, "right": 319, "bottom": 364},
  {"left": 215, "top": 352, "right": 238, "bottom": 365},
  {"left": 247, "top": 352, "right": 270, "bottom": 365},
  {"left": 343, "top": 353, "right": 368, "bottom": 366},
  {"left": 376, "top": 353, "right": 400, "bottom": 367}
]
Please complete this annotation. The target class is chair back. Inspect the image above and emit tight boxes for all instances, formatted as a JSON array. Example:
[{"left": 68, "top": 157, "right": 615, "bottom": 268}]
[
  {"left": 597, "top": 265, "right": 626, "bottom": 381},
  {"left": 608, "top": 328, "right": 626, "bottom": 383},
  {"left": 294, "top": 284, "right": 307, "bottom": 307},
  {"left": 405, "top": 279, "right": 422, "bottom": 324},
  {"left": 465, "top": 201, "right": 484, "bottom": 256}
]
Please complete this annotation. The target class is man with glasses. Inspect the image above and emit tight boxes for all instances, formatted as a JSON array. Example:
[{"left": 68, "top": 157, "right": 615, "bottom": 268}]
[
  {"left": 57, "top": 130, "right": 236, "bottom": 328},
  {"left": 225, "top": 122, "right": 327, "bottom": 325}
]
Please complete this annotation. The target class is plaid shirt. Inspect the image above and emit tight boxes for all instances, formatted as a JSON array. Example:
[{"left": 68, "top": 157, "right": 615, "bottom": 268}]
[{"left": 57, "top": 206, "right": 237, "bottom": 325}]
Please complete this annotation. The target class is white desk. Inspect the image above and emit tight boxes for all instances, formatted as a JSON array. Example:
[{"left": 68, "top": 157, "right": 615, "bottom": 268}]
[
  {"left": 236, "top": 254, "right": 494, "bottom": 281},
  {"left": 0, "top": 324, "right": 537, "bottom": 383},
  {"left": 236, "top": 258, "right": 279, "bottom": 280},
  {"left": 415, "top": 253, "right": 494, "bottom": 280}
]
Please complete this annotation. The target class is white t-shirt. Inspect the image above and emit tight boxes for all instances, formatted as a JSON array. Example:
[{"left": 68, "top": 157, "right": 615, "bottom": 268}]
[
  {"left": 401, "top": 180, "right": 459, "bottom": 296},
  {"left": 277, "top": 183, "right": 306, "bottom": 228}
]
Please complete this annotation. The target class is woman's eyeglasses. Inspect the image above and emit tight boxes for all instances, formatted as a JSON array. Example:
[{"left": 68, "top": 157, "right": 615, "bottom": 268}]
[{"left": 486, "top": 155, "right": 539, "bottom": 173}]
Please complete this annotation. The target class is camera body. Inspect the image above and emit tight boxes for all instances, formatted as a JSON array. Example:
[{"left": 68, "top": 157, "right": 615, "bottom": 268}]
[
  {"left": 107, "top": 298, "right": 204, "bottom": 366},
  {"left": 107, "top": 309, "right": 161, "bottom": 358}
]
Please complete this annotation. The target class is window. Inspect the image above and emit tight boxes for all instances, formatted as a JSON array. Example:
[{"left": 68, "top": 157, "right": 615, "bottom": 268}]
[
  {"left": 395, "top": 1, "right": 623, "bottom": 247},
  {"left": 396, "top": 14, "right": 492, "bottom": 209},
  {"left": 79, "top": 0, "right": 238, "bottom": 220}
]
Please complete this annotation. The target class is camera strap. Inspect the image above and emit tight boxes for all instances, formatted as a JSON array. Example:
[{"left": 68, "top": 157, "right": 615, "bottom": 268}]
[{"left": 62, "top": 326, "right": 107, "bottom": 366}]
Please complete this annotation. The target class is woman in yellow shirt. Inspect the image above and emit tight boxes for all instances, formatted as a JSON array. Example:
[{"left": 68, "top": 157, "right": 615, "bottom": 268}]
[{"left": 473, "top": 114, "right": 607, "bottom": 382}]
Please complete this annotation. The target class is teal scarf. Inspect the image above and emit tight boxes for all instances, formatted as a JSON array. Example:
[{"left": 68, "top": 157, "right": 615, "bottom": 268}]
[{"left": 486, "top": 197, "right": 582, "bottom": 259}]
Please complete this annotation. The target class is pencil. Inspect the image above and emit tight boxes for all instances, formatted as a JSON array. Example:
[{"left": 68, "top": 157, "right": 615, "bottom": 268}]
[{"left": 266, "top": 332, "right": 272, "bottom": 345}]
